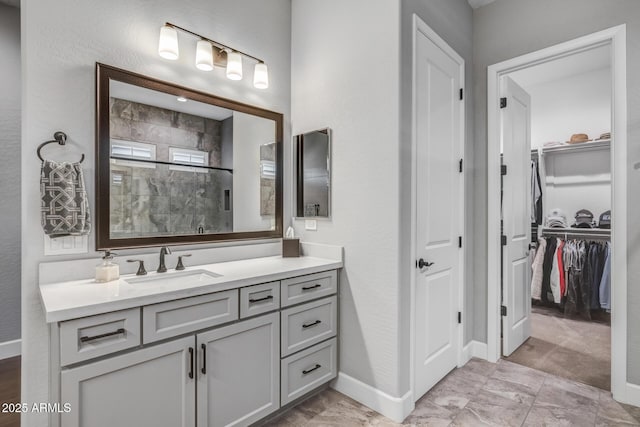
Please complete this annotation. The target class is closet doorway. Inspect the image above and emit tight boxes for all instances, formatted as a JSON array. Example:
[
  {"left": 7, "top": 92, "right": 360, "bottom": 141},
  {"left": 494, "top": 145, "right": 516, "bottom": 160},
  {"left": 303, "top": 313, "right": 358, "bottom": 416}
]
[{"left": 486, "top": 25, "right": 629, "bottom": 400}]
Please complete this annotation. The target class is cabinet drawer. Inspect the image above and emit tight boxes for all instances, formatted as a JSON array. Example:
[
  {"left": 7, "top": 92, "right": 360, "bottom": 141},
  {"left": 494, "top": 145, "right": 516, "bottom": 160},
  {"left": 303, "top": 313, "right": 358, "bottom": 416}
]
[
  {"left": 142, "top": 290, "right": 238, "bottom": 344},
  {"left": 281, "top": 270, "right": 337, "bottom": 307},
  {"left": 240, "top": 281, "right": 280, "bottom": 318},
  {"left": 281, "top": 338, "right": 337, "bottom": 405},
  {"left": 59, "top": 308, "right": 141, "bottom": 366},
  {"left": 281, "top": 296, "right": 337, "bottom": 357}
]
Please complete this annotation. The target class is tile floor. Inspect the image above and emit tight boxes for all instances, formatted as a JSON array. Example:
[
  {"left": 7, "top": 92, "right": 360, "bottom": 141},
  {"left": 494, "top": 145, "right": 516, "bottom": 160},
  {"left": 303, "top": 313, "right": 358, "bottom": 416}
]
[{"left": 263, "top": 358, "right": 640, "bottom": 426}]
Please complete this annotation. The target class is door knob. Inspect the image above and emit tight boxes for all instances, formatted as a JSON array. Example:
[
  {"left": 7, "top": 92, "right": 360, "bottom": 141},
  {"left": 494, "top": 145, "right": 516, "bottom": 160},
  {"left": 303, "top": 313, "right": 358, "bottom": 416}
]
[{"left": 417, "top": 258, "right": 434, "bottom": 269}]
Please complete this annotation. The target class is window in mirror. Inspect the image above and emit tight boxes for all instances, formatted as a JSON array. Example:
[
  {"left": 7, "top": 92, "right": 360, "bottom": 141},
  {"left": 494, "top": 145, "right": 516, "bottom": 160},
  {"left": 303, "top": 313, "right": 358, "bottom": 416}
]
[
  {"left": 294, "top": 128, "right": 331, "bottom": 218},
  {"left": 96, "top": 64, "right": 283, "bottom": 249}
]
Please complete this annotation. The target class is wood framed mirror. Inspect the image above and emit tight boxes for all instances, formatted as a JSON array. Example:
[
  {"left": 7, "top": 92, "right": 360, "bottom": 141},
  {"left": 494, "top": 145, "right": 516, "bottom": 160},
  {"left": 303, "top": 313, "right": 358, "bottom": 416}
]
[{"left": 96, "top": 63, "right": 283, "bottom": 249}]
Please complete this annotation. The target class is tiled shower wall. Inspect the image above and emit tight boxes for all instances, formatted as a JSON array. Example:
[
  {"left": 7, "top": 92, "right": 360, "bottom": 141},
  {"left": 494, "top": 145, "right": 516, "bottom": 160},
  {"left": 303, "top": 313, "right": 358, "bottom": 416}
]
[{"left": 109, "top": 98, "right": 233, "bottom": 237}]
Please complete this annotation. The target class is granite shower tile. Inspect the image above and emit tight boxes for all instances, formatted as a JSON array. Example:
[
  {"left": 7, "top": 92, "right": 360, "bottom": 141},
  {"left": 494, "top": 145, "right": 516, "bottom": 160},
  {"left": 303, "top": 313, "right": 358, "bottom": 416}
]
[
  {"left": 131, "top": 102, "right": 173, "bottom": 127},
  {"left": 205, "top": 118, "right": 222, "bottom": 136},
  {"left": 148, "top": 214, "right": 169, "bottom": 234},
  {"left": 130, "top": 120, "right": 172, "bottom": 144},
  {"left": 170, "top": 127, "right": 200, "bottom": 148},
  {"left": 177, "top": 111, "right": 205, "bottom": 133},
  {"left": 149, "top": 196, "right": 170, "bottom": 215},
  {"left": 109, "top": 117, "right": 132, "bottom": 140},
  {"left": 169, "top": 214, "right": 195, "bottom": 233},
  {"left": 110, "top": 98, "right": 132, "bottom": 120}
]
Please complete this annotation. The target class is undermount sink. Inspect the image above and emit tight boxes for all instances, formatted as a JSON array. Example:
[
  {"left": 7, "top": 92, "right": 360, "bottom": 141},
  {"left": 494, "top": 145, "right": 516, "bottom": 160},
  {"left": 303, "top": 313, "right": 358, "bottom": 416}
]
[{"left": 124, "top": 269, "right": 223, "bottom": 286}]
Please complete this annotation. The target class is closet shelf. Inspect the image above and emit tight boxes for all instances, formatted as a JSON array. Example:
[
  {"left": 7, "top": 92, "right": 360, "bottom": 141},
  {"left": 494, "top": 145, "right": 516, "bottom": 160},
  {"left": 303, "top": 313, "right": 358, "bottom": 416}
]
[
  {"left": 541, "top": 227, "right": 610, "bottom": 239},
  {"left": 540, "top": 139, "right": 610, "bottom": 155}
]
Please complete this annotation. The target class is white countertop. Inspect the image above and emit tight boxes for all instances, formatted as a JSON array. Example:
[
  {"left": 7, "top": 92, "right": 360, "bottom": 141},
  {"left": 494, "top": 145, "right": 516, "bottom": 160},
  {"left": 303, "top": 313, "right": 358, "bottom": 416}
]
[{"left": 39, "top": 255, "right": 342, "bottom": 323}]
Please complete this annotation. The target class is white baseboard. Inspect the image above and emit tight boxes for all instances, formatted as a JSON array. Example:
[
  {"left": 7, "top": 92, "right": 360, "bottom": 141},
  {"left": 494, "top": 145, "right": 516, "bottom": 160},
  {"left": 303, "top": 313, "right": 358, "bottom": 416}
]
[
  {"left": 614, "top": 382, "right": 640, "bottom": 408},
  {"left": 0, "top": 339, "right": 21, "bottom": 360},
  {"left": 471, "top": 341, "right": 488, "bottom": 360},
  {"left": 331, "top": 372, "right": 414, "bottom": 423},
  {"left": 461, "top": 341, "right": 473, "bottom": 365}
]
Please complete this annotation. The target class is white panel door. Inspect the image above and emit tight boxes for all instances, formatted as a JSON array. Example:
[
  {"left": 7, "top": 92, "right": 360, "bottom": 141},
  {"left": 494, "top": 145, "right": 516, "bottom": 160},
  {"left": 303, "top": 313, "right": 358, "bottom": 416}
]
[
  {"left": 413, "top": 21, "right": 463, "bottom": 399},
  {"left": 197, "top": 313, "right": 279, "bottom": 427},
  {"left": 501, "top": 76, "right": 532, "bottom": 356},
  {"left": 61, "top": 336, "right": 196, "bottom": 427}
]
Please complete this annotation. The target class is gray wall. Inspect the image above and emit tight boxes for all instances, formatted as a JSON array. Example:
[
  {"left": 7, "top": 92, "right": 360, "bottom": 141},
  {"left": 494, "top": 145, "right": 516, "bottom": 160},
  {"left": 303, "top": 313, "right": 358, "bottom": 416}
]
[
  {"left": 0, "top": 3, "right": 21, "bottom": 345},
  {"left": 21, "top": 1, "right": 291, "bottom": 424},
  {"left": 399, "top": 1, "right": 474, "bottom": 384},
  {"left": 472, "top": 0, "right": 640, "bottom": 383}
]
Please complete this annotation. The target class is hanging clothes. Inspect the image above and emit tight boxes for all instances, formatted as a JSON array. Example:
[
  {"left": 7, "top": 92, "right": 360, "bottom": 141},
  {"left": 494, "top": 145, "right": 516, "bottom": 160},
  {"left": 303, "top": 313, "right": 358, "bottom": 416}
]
[
  {"left": 541, "top": 237, "right": 558, "bottom": 304},
  {"left": 564, "top": 240, "right": 590, "bottom": 319},
  {"left": 599, "top": 242, "right": 612, "bottom": 310},
  {"left": 531, "top": 238, "right": 547, "bottom": 300},
  {"left": 550, "top": 240, "right": 562, "bottom": 304},
  {"left": 531, "top": 159, "right": 543, "bottom": 224}
]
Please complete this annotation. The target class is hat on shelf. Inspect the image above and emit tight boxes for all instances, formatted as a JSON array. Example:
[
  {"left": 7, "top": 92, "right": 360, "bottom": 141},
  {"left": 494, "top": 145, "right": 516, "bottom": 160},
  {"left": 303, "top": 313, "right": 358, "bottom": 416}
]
[
  {"left": 566, "top": 133, "right": 591, "bottom": 144},
  {"left": 545, "top": 208, "right": 568, "bottom": 228},
  {"left": 599, "top": 210, "right": 611, "bottom": 229},
  {"left": 572, "top": 209, "right": 595, "bottom": 228},
  {"left": 596, "top": 132, "right": 611, "bottom": 141}
]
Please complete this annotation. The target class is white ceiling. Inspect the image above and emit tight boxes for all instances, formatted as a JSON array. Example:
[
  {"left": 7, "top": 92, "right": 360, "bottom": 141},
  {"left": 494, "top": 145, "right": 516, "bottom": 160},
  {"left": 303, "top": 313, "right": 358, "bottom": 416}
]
[
  {"left": 110, "top": 81, "right": 233, "bottom": 121},
  {"left": 467, "top": 0, "right": 496, "bottom": 9},
  {"left": 508, "top": 44, "right": 610, "bottom": 88}
]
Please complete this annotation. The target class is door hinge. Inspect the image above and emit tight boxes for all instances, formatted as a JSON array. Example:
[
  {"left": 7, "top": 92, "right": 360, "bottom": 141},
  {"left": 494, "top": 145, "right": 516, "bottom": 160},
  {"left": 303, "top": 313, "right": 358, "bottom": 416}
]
[
  {"left": 501, "top": 235, "right": 507, "bottom": 246},
  {"left": 501, "top": 165, "right": 508, "bottom": 176},
  {"left": 458, "top": 236, "right": 462, "bottom": 248},
  {"left": 458, "top": 312, "right": 462, "bottom": 324},
  {"left": 501, "top": 305, "right": 507, "bottom": 316},
  {"left": 459, "top": 88, "right": 464, "bottom": 100},
  {"left": 459, "top": 158, "right": 463, "bottom": 173},
  {"left": 500, "top": 97, "right": 507, "bottom": 108}
]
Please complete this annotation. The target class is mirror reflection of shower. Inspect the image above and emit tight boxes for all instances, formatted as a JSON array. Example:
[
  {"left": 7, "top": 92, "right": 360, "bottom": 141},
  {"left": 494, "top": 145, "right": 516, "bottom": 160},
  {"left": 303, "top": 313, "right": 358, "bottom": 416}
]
[{"left": 294, "top": 128, "right": 332, "bottom": 218}]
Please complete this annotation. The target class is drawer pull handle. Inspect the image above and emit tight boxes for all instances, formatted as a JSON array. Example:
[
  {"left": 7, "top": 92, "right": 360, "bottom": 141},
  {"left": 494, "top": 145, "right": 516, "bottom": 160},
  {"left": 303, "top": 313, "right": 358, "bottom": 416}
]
[
  {"left": 302, "top": 364, "right": 322, "bottom": 375},
  {"left": 201, "top": 343, "right": 207, "bottom": 375},
  {"left": 188, "top": 347, "right": 194, "bottom": 379},
  {"left": 302, "top": 284, "right": 321, "bottom": 291},
  {"left": 80, "top": 328, "right": 125, "bottom": 343},
  {"left": 249, "top": 295, "right": 274, "bottom": 303},
  {"left": 302, "top": 320, "right": 322, "bottom": 329}
]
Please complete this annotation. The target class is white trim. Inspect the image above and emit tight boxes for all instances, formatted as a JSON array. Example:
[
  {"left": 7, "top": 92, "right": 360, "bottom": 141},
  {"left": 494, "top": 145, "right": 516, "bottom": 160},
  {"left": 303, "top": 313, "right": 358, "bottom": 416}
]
[
  {"left": 331, "top": 372, "right": 414, "bottom": 423},
  {"left": 486, "top": 26, "right": 627, "bottom": 399},
  {"left": 471, "top": 340, "right": 488, "bottom": 360},
  {"left": 0, "top": 339, "right": 21, "bottom": 359},
  {"left": 410, "top": 13, "right": 466, "bottom": 401},
  {"left": 618, "top": 382, "right": 640, "bottom": 407}
]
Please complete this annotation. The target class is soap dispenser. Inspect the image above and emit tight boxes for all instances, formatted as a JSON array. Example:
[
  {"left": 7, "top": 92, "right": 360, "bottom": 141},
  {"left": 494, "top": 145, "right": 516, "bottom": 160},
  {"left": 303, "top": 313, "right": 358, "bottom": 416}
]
[{"left": 95, "top": 251, "right": 120, "bottom": 283}]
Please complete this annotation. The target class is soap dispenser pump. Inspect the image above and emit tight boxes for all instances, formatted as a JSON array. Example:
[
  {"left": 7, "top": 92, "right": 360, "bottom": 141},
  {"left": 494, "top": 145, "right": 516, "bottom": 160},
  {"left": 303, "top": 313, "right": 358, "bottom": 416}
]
[{"left": 95, "top": 251, "right": 120, "bottom": 283}]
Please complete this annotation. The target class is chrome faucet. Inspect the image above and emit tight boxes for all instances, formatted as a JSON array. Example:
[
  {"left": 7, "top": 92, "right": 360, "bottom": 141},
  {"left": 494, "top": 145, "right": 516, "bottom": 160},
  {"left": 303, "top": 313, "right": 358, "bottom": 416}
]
[{"left": 157, "top": 246, "right": 172, "bottom": 273}]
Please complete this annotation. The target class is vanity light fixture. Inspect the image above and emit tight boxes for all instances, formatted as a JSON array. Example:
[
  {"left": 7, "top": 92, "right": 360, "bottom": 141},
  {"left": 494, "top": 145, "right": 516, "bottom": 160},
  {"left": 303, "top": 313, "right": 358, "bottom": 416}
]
[{"left": 158, "top": 22, "right": 269, "bottom": 89}]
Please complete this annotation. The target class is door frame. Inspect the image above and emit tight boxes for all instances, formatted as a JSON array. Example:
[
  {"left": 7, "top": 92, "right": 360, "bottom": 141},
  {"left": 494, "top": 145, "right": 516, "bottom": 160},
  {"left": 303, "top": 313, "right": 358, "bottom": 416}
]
[
  {"left": 410, "top": 13, "right": 465, "bottom": 402},
  {"left": 486, "top": 25, "right": 629, "bottom": 402}
]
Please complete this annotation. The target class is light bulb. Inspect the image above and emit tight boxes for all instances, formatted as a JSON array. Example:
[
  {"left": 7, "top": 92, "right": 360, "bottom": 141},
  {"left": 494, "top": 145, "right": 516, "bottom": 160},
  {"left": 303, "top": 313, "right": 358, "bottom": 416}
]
[
  {"left": 253, "top": 63, "right": 269, "bottom": 89},
  {"left": 195, "top": 40, "right": 214, "bottom": 71},
  {"left": 226, "top": 51, "right": 243, "bottom": 81},
  {"left": 158, "top": 25, "right": 179, "bottom": 60}
]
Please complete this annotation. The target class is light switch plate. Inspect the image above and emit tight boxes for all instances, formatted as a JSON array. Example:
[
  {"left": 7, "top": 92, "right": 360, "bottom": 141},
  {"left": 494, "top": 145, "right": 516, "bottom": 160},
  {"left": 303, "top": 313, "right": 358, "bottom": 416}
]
[
  {"left": 305, "top": 219, "right": 317, "bottom": 231},
  {"left": 44, "top": 234, "right": 89, "bottom": 256}
]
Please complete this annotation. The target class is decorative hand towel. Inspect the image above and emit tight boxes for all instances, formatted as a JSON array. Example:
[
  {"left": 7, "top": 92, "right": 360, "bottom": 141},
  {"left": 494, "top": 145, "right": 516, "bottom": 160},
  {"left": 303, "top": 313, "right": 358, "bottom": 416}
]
[{"left": 40, "top": 160, "right": 91, "bottom": 236}]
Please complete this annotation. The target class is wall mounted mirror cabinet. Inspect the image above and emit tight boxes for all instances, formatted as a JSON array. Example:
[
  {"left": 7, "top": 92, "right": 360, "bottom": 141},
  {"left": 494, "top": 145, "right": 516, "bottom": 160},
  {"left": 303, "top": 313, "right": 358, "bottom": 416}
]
[
  {"left": 96, "top": 63, "right": 283, "bottom": 249},
  {"left": 294, "top": 128, "right": 331, "bottom": 218}
]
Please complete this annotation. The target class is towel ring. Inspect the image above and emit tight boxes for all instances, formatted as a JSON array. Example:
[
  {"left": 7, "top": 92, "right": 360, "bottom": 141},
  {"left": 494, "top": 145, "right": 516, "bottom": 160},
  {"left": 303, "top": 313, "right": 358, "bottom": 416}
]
[{"left": 37, "top": 131, "right": 85, "bottom": 163}]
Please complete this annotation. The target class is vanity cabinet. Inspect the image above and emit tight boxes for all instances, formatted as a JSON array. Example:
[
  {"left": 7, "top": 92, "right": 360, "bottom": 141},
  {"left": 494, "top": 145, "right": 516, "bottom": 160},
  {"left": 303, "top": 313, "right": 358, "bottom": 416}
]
[
  {"left": 51, "top": 268, "right": 338, "bottom": 427},
  {"left": 197, "top": 313, "right": 279, "bottom": 427},
  {"left": 60, "top": 335, "right": 195, "bottom": 427}
]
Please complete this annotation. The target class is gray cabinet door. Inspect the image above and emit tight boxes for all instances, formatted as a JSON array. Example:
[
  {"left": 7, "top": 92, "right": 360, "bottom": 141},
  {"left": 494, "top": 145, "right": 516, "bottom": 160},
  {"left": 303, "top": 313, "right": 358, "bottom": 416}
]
[
  {"left": 197, "top": 313, "right": 279, "bottom": 427},
  {"left": 61, "top": 336, "right": 196, "bottom": 427}
]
